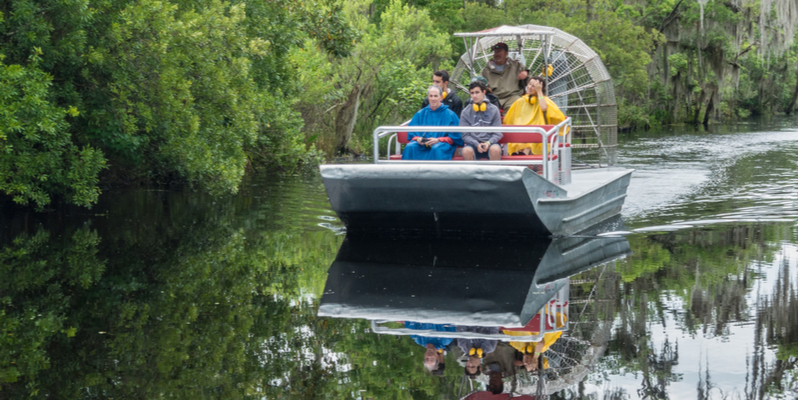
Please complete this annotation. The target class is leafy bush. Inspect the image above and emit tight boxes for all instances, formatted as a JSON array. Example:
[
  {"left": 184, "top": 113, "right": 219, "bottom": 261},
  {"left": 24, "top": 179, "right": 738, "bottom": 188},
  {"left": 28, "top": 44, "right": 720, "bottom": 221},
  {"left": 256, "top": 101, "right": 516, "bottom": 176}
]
[{"left": 0, "top": 56, "right": 105, "bottom": 209}]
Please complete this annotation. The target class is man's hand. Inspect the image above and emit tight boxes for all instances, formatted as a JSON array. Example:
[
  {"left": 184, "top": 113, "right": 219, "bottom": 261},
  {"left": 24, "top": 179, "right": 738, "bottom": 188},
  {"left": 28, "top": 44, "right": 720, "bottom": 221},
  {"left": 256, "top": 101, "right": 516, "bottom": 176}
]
[
  {"left": 416, "top": 137, "right": 426, "bottom": 145},
  {"left": 518, "top": 70, "right": 528, "bottom": 81},
  {"left": 427, "top": 137, "right": 440, "bottom": 146},
  {"left": 477, "top": 142, "right": 489, "bottom": 153}
]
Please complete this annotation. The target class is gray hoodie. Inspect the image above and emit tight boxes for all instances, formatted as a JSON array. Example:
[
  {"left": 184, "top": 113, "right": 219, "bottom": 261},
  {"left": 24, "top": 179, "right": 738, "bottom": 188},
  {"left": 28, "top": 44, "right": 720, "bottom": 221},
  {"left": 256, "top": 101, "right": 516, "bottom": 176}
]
[{"left": 459, "top": 102, "right": 502, "bottom": 147}]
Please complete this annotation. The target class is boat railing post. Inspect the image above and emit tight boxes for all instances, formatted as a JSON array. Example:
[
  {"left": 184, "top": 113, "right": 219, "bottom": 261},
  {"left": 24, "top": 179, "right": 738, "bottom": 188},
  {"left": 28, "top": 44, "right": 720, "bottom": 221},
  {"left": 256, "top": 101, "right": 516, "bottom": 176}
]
[
  {"left": 387, "top": 133, "right": 398, "bottom": 160},
  {"left": 542, "top": 127, "right": 548, "bottom": 181},
  {"left": 549, "top": 117, "right": 572, "bottom": 185},
  {"left": 543, "top": 126, "right": 559, "bottom": 183},
  {"left": 373, "top": 127, "right": 383, "bottom": 163}
]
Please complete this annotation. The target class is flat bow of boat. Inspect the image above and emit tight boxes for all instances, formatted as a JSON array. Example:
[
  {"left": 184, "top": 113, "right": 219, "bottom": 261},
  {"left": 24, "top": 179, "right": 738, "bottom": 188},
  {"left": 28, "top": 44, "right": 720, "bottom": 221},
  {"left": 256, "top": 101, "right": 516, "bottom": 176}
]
[{"left": 321, "top": 164, "right": 632, "bottom": 237}]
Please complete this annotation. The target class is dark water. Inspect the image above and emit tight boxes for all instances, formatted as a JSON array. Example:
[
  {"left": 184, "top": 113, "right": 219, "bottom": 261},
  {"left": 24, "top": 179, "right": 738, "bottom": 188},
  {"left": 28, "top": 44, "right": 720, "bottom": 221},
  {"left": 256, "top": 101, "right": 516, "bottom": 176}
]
[{"left": 0, "top": 117, "right": 796, "bottom": 399}]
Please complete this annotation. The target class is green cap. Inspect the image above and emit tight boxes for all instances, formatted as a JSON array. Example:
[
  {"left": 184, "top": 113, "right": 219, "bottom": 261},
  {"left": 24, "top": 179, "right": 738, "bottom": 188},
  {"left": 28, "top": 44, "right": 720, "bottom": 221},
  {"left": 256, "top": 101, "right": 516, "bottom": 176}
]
[{"left": 471, "top": 76, "right": 488, "bottom": 86}]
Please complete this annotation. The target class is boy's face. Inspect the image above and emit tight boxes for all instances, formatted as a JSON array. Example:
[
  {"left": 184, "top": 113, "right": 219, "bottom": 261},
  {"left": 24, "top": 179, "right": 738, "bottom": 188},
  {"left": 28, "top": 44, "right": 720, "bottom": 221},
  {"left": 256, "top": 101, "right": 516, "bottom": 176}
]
[
  {"left": 466, "top": 356, "right": 481, "bottom": 374},
  {"left": 469, "top": 87, "right": 485, "bottom": 104}
]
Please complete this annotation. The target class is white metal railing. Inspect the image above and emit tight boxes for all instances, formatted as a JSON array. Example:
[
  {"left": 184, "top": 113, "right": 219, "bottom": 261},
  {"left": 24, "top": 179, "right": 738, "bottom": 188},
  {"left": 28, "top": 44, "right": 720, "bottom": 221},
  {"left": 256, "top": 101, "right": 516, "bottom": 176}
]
[
  {"left": 370, "top": 320, "right": 545, "bottom": 342},
  {"left": 369, "top": 282, "right": 569, "bottom": 342},
  {"left": 374, "top": 118, "right": 572, "bottom": 184}
]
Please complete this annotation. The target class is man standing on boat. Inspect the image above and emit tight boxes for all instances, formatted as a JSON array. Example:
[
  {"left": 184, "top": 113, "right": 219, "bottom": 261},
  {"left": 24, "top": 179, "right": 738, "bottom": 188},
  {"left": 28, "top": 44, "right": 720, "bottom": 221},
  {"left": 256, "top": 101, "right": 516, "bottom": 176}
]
[
  {"left": 460, "top": 81, "right": 502, "bottom": 161},
  {"left": 402, "top": 86, "right": 462, "bottom": 160},
  {"left": 481, "top": 42, "right": 528, "bottom": 111},
  {"left": 420, "top": 70, "right": 463, "bottom": 118}
]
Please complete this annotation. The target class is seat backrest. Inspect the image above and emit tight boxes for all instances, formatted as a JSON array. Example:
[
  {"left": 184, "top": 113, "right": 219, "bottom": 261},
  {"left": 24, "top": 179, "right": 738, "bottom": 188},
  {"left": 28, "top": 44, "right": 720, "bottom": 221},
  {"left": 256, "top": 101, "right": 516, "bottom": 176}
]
[
  {"left": 397, "top": 132, "right": 409, "bottom": 144},
  {"left": 498, "top": 125, "right": 554, "bottom": 144}
]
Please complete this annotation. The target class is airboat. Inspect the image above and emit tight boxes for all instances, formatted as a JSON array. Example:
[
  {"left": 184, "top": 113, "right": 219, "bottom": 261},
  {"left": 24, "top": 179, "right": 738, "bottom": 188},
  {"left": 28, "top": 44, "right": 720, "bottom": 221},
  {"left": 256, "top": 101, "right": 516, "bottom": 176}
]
[{"left": 320, "top": 25, "right": 633, "bottom": 237}]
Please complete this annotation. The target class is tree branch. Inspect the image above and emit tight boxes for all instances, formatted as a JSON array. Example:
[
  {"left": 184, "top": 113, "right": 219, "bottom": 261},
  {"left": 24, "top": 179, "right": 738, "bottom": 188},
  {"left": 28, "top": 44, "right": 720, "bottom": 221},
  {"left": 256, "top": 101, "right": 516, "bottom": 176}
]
[{"left": 658, "top": 0, "right": 684, "bottom": 32}]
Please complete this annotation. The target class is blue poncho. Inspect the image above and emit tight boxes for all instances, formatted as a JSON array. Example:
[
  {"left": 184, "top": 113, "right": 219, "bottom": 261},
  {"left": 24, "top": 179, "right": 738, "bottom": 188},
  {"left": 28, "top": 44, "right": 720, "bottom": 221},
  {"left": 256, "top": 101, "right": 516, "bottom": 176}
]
[
  {"left": 405, "top": 321, "right": 456, "bottom": 349},
  {"left": 402, "top": 104, "right": 462, "bottom": 160}
]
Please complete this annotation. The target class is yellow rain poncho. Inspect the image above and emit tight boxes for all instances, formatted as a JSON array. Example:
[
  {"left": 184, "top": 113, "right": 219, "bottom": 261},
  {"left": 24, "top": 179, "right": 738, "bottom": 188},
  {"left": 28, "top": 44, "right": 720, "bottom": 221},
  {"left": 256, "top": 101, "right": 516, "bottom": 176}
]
[
  {"left": 502, "top": 310, "right": 567, "bottom": 370},
  {"left": 504, "top": 95, "right": 568, "bottom": 155},
  {"left": 504, "top": 331, "right": 562, "bottom": 370}
]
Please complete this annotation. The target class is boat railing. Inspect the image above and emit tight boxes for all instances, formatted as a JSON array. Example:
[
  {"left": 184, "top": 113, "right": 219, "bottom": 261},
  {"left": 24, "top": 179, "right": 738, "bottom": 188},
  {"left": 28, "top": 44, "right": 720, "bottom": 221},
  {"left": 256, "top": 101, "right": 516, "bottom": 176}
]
[
  {"left": 376, "top": 118, "right": 572, "bottom": 185},
  {"left": 370, "top": 320, "right": 546, "bottom": 342},
  {"left": 369, "top": 306, "right": 568, "bottom": 342}
]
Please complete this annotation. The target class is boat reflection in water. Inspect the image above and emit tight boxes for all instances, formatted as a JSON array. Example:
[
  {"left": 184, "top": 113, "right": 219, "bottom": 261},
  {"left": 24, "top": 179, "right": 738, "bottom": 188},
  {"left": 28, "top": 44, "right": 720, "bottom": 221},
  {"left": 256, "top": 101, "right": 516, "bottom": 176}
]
[{"left": 318, "top": 219, "right": 631, "bottom": 398}]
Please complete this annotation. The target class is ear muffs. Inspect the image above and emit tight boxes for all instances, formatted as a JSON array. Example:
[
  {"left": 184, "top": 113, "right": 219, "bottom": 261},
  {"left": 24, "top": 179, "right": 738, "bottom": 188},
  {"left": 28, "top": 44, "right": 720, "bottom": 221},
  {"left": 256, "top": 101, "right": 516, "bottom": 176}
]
[
  {"left": 472, "top": 102, "right": 487, "bottom": 112},
  {"left": 469, "top": 348, "right": 485, "bottom": 358},
  {"left": 442, "top": 90, "right": 447, "bottom": 99},
  {"left": 527, "top": 95, "right": 536, "bottom": 104},
  {"left": 542, "top": 64, "right": 553, "bottom": 77}
]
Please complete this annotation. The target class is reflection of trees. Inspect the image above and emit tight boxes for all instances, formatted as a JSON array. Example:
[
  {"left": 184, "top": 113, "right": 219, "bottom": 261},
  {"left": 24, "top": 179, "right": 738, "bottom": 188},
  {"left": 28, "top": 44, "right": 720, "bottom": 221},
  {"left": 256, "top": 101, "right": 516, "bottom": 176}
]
[
  {"left": 1, "top": 220, "right": 341, "bottom": 397},
  {"left": 0, "top": 180, "right": 474, "bottom": 398},
  {"left": 0, "top": 227, "right": 106, "bottom": 394},
  {"left": 616, "top": 225, "right": 791, "bottom": 338},
  {"left": 0, "top": 184, "right": 343, "bottom": 397},
  {"left": 746, "top": 253, "right": 798, "bottom": 400},
  {"left": 635, "top": 338, "right": 679, "bottom": 400},
  {"left": 564, "top": 224, "right": 796, "bottom": 399}
]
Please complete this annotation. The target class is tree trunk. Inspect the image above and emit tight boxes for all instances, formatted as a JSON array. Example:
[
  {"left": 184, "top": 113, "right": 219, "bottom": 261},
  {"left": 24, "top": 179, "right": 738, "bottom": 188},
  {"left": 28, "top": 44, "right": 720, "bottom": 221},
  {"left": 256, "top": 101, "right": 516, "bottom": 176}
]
[
  {"left": 786, "top": 85, "right": 798, "bottom": 114},
  {"left": 693, "top": 89, "right": 704, "bottom": 125},
  {"left": 334, "top": 83, "right": 362, "bottom": 155},
  {"left": 702, "top": 93, "right": 714, "bottom": 127},
  {"left": 586, "top": 0, "right": 592, "bottom": 23}
]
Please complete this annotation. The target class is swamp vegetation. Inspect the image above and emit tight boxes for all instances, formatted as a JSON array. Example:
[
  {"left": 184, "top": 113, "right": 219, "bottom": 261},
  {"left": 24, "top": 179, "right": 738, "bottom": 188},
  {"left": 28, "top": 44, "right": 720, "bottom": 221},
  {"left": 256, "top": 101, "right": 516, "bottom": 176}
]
[{"left": 0, "top": 0, "right": 797, "bottom": 207}]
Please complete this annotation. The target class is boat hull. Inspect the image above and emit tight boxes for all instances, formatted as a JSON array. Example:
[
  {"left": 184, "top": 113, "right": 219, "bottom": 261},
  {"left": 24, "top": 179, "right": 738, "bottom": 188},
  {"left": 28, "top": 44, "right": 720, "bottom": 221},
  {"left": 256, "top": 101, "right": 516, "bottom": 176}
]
[{"left": 320, "top": 164, "right": 632, "bottom": 237}]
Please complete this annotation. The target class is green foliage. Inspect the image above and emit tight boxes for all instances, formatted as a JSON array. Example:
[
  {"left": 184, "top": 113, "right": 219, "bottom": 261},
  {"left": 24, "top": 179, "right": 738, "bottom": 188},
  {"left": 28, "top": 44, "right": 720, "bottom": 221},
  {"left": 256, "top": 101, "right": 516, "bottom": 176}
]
[
  {"left": 460, "top": 2, "right": 506, "bottom": 32},
  {"left": 85, "top": 0, "right": 267, "bottom": 195},
  {"left": 0, "top": 57, "right": 105, "bottom": 209},
  {"left": 294, "top": 0, "right": 452, "bottom": 156},
  {"left": 668, "top": 53, "right": 688, "bottom": 77},
  {"left": 301, "top": 0, "right": 360, "bottom": 58},
  {"left": 0, "top": 0, "right": 360, "bottom": 208}
]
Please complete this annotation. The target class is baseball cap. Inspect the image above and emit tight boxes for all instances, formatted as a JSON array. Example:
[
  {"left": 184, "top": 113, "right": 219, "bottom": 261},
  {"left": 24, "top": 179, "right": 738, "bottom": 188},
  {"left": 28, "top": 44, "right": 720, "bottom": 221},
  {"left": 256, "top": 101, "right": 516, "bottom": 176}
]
[
  {"left": 491, "top": 42, "right": 509, "bottom": 51},
  {"left": 471, "top": 76, "right": 489, "bottom": 85}
]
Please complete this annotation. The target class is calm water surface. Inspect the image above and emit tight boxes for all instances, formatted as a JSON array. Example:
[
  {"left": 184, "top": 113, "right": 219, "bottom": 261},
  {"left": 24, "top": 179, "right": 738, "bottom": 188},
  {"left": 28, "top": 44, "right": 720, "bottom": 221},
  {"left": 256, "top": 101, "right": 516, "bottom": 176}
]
[{"left": 0, "top": 117, "right": 796, "bottom": 399}]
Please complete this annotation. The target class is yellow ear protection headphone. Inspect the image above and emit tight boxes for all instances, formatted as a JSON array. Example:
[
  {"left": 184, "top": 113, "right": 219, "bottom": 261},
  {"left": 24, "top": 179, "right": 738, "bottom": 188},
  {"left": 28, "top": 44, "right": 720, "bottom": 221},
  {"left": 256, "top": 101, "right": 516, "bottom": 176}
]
[
  {"left": 472, "top": 102, "right": 487, "bottom": 112},
  {"left": 437, "top": 349, "right": 444, "bottom": 354},
  {"left": 442, "top": 90, "right": 447, "bottom": 99},
  {"left": 468, "top": 348, "right": 484, "bottom": 358},
  {"left": 527, "top": 95, "right": 537, "bottom": 105},
  {"left": 542, "top": 64, "right": 553, "bottom": 77},
  {"left": 524, "top": 345, "right": 542, "bottom": 356}
]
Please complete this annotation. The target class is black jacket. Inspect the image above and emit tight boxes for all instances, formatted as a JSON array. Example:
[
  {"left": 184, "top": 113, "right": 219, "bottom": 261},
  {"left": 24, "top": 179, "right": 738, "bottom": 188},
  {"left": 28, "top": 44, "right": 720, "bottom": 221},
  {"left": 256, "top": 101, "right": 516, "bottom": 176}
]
[{"left": 421, "top": 90, "right": 463, "bottom": 119}]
